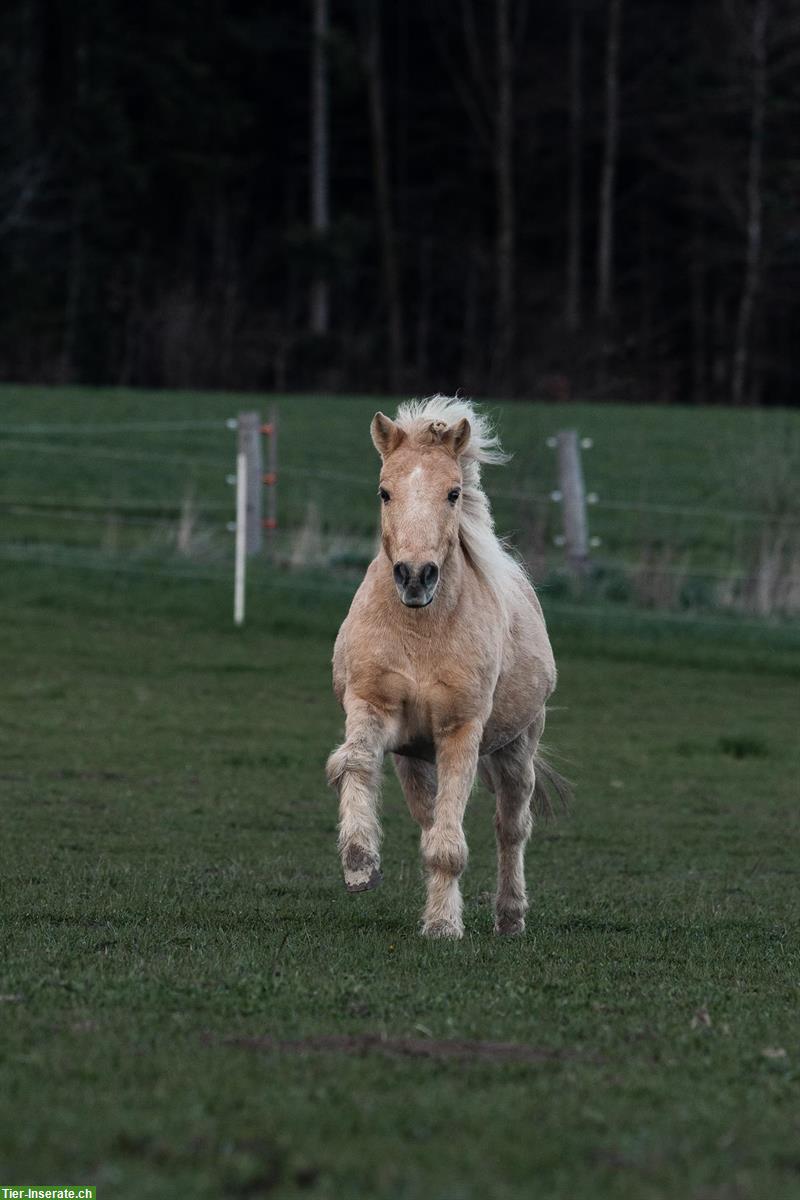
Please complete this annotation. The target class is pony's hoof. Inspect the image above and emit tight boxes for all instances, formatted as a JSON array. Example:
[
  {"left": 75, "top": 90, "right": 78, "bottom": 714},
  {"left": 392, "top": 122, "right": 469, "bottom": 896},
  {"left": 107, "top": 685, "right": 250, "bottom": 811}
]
[
  {"left": 494, "top": 914, "right": 525, "bottom": 936},
  {"left": 342, "top": 844, "right": 382, "bottom": 893},
  {"left": 422, "top": 918, "right": 463, "bottom": 939},
  {"left": 344, "top": 866, "right": 383, "bottom": 893}
]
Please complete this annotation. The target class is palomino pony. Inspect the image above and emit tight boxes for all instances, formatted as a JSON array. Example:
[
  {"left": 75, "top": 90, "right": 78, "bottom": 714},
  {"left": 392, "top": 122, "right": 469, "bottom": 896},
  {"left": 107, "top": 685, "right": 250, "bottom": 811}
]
[{"left": 326, "top": 396, "right": 568, "bottom": 938}]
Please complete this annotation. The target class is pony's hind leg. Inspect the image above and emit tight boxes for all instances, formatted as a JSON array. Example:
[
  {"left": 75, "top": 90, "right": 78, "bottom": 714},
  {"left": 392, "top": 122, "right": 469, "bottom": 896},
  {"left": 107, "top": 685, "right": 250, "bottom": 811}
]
[
  {"left": 392, "top": 754, "right": 436, "bottom": 830},
  {"left": 326, "top": 700, "right": 395, "bottom": 893},
  {"left": 485, "top": 722, "right": 540, "bottom": 935}
]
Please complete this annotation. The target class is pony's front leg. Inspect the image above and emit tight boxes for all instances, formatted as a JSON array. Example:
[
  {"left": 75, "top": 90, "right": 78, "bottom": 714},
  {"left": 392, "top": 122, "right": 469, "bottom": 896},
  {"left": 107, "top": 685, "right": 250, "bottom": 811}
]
[
  {"left": 420, "top": 720, "right": 482, "bottom": 939},
  {"left": 326, "top": 700, "right": 395, "bottom": 893}
]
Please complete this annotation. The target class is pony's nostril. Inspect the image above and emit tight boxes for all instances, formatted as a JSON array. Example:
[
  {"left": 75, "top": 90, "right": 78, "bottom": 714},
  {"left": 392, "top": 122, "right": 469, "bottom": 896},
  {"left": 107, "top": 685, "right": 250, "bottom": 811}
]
[
  {"left": 421, "top": 562, "right": 439, "bottom": 590},
  {"left": 393, "top": 562, "right": 410, "bottom": 588}
]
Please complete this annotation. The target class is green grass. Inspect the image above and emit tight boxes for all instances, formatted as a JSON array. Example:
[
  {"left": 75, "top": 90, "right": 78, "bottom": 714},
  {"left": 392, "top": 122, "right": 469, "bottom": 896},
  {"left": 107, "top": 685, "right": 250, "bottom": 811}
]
[
  {"left": 1, "top": 556, "right": 799, "bottom": 1200},
  {"left": 2, "top": 385, "right": 799, "bottom": 577}
]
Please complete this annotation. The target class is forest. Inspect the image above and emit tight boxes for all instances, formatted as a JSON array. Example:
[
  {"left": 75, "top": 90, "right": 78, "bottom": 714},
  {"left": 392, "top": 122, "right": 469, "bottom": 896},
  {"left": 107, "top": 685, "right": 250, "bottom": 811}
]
[{"left": 1, "top": 0, "right": 797, "bottom": 405}]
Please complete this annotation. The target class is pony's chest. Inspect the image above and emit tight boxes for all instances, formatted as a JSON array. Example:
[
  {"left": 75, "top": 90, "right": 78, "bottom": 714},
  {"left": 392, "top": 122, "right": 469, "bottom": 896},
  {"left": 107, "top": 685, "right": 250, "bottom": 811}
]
[
  {"left": 387, "top": 652, "right": 491, "bottom": 738},
  {"left": 345, "top": 601, "right": 500, "bottom": 734},
  {"left": 360, "top": 656, "right": 464, "bottom": 709}
]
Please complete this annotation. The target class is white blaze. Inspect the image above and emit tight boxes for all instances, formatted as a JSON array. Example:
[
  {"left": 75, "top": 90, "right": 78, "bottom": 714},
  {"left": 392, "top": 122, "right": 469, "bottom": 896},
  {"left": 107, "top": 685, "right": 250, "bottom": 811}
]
[{"left": 405, "top": 463, "right": 429, "bottom": 529}]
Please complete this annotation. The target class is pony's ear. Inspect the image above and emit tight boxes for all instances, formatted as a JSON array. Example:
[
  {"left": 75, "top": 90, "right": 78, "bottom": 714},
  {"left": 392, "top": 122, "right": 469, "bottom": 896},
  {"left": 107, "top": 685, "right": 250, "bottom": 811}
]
[
  {"left": 370, "top": 411, "right": 405, "bottom": 459},
  {"left": 441, "top": 416, "right": 471, "bottom": 458}
]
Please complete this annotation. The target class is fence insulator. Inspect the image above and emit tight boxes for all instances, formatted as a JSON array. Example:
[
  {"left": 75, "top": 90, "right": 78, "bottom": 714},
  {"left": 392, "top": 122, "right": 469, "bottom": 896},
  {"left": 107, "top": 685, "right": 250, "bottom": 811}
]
[
  {"left": 260, "top": 423, "right": 274, "bottom": 436},
  {"left": 262, "top": 473, "right": 277, "bottom": 486},
  {"left": 262, "top": 517, "right": 278, "bottom": 530}
]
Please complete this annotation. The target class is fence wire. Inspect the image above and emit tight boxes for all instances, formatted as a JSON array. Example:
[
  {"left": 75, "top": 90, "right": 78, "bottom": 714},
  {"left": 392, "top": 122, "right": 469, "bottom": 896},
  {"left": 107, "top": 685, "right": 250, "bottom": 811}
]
[
  {"left": 0, "top": 437, "right": 228, "bottom": 469},
  {"left": 0, "top": 419, "right": 228, "bottom": 434},
  {"left": 2, "top": 416, "right": 798, "bottom": 617},
  {"left": 3, "top": 425, "right": 795, "bottom": 524}
]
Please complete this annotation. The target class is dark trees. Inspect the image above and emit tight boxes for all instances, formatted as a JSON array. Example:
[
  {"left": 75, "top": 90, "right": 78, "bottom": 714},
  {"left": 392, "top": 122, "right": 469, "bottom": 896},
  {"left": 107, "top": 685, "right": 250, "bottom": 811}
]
[
  {"left": 361, "top": 0, "right": 404, "bottom": 393},
  {"left": 565, "top": 0, "right": 584, "bottom": 334},
  {"left": 596, "top": 0, "right": 621, "bottom": 323},
  {"left": 309, "top": 0, "right": 331, "bottom": 336},
  {"left": 0, "top": 0, "right": 797, "bottom": 404}
]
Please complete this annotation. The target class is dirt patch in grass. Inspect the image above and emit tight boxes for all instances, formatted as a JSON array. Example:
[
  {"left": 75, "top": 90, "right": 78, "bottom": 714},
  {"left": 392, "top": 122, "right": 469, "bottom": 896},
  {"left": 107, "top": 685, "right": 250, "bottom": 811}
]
[
  {"left": 209, "top": 1032, "right": 602, "bottom": 1065},
  {"left": 50, "top": 768, "right": 129, "bottom": 781}
]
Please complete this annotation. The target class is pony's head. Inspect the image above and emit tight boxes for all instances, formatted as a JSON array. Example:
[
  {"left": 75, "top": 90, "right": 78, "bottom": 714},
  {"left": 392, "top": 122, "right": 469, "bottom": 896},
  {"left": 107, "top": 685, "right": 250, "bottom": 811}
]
[{"left": 371, "top": 410, "right": 471, "bottom": 607}]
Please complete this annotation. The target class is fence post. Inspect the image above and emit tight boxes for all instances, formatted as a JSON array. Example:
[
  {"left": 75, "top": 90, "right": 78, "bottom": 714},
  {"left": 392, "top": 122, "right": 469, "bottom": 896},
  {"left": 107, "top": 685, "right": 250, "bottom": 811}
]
[
  {"left": 556, "top": 428, "right": 590, "bottom": 575},
  {"left": 264, "top": 404, "right": 278, "bottom": 558},
  {"left": 237, "top": 411, "right": 262, "bottom": 555},
  {"left": 234, "top": 451, "right": 248, "bottom": 626}
]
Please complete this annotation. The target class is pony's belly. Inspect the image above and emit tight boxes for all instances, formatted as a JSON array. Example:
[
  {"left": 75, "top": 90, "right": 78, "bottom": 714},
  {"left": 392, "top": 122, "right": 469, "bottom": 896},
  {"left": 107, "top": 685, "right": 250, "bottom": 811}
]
[
  {"left": 393, "top": 737, "right": 436, "bottom": 763},
  {"left": 390, "top": 669, "right": 528, "bottom": 763},
  {"left": 392, "top": 724, "right": 526, "bottom": 763},
  {"left": 392, "top": 699, "right": 437, "bottom": 761}
]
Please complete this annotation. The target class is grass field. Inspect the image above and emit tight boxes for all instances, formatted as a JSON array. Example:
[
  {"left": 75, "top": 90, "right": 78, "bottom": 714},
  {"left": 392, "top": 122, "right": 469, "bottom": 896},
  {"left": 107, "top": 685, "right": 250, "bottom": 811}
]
[{"left": 2, "top": 541, "right": 799, "bottom": 1199}]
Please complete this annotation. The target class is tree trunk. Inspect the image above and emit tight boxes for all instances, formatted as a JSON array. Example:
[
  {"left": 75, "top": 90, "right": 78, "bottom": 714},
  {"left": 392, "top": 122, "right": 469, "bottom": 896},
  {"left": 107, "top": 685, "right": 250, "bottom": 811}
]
[
  {"left": 637, "top": 190, "right": 652, "bottom": 394},
  {"left": 18, "top": 0, "right": 39, "bottom": 158},
  {"left": 414, "top": 236, "right": 432, "bottom": 386},
  {"left": 596, "top": 0, "right": 621, "bottom": 320},
  {"left": 731, "top": 0, "right": 768, "bottom": 406},
  {"left": 712, "top": 289, "right": 727, "bottom": 400},
  {"left": 118, "top": 236, "right": 147, "bottom": 386},
  {"left": 60, "top": 25, "right": 89, "bottom": 383},
  {"left": 690, "top": 199, "right": 707, "bottom": 406},
  {"left": 60, "top": 207, "right": 84, "bottom": 383},
  {"left": 309, "top": 0, "right": 330, "bottom": 335},
  {"left": 363, "top": 0, "right": 404, "bottom": 393},
  {"left": 494, "top": 0, "right": 515, "bottom": 392},
  {"left": 461, "top": 242, "right": 481, "bottom": 387},
  {"left": 565, "top": 0, "right": 583, "bottom": 332}
]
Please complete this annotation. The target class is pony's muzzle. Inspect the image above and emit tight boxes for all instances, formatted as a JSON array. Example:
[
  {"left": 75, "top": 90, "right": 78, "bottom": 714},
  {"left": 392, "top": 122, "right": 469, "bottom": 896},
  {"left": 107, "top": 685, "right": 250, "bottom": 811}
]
[{"left": 393, "top": 560, "right": 439, "bottom": 607}]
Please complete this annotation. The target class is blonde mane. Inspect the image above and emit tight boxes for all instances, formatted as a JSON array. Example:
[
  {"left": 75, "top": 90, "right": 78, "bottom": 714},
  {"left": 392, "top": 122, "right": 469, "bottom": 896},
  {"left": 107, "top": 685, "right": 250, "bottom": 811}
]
[{"left": 393, "top": 395, "right": 530, "bottom": 602}]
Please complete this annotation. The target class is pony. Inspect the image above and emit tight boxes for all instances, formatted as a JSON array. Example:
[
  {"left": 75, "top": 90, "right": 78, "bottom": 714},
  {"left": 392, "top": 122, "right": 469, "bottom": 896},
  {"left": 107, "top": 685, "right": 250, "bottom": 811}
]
[{"left": 326, "top": 396, "right": 568, "bottom": 938}]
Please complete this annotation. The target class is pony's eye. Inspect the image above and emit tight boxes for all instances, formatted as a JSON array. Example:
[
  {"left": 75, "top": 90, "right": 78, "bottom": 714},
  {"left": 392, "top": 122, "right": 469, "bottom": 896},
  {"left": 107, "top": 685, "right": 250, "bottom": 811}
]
[
  {"left": 447, "top": 488, "right": 461, "bottom": 504},
  {"left": 378, "top": 487, "right": 391, "bottom": 503}
]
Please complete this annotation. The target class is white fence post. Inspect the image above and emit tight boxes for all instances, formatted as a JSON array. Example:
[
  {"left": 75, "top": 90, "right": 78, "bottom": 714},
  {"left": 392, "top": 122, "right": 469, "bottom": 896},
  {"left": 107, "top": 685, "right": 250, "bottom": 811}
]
[{"left": 234, "top": 451, "right": 248, "bottom": 626}]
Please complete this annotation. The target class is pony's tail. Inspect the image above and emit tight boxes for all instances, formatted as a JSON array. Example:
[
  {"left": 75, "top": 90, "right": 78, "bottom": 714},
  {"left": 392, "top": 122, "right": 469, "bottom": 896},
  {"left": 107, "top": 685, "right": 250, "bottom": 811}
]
[{"left": 532, "top": 752, "right": 573, "bottom": 820}]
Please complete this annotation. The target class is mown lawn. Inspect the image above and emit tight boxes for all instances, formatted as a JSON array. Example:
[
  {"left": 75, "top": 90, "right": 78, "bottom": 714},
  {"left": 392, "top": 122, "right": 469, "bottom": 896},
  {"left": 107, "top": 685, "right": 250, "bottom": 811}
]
[{"left": 1, "top": 560, "right": 798, "bottom": 1200}]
